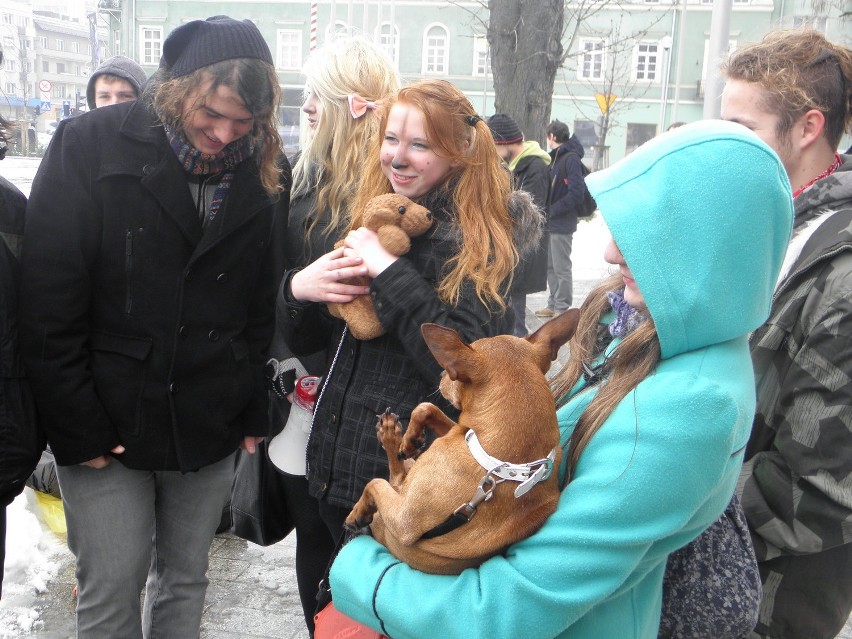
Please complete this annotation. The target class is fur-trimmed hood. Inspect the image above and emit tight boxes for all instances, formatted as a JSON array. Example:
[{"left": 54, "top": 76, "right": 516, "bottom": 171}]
[{"left": 509, "top": 188, "right": 544, "bottom": 258}]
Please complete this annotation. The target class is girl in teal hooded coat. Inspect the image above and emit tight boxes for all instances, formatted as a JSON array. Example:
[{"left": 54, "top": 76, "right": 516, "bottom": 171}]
[{"left": 327, "top": 120, "right": 794, "bottom": 638}]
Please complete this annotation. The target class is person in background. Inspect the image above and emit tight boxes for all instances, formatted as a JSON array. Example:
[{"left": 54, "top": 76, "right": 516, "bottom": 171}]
[
  {"left": 721, "top": 28, "right": 852, "bottom": 639},
  {"left": 0, "top": 39, "right": 41, "bottom": 599},
  {"left": 487, "top": 112, "right": 550, "bottom": 336},
  {"left": 280, "top": 78, "right": 538, "bottom": 542},
  {"left": 19, "top": 16, "right": 289, "bottom": 637},
  {"left": 86, "top": 55, "right": 147, "bottom": 109},
  {"left": 266, "top": 36, "right": 399, "bottom": 635},
  {"left": 328, "top": 119, "right": 793, "bottom": 639},
  {"left": 536, "top": 119, "right": 585, "bottom": 318}
]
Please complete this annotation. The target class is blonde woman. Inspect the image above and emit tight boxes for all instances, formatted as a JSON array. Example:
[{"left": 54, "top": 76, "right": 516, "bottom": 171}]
[{"left": 266, "top": 37, "right": 399, "bottom": 634}]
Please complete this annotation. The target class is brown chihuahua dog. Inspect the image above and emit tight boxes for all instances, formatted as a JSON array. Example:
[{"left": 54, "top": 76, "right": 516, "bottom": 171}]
[{"left": 344, "top": 310, "right": 580, "bottom": 574}]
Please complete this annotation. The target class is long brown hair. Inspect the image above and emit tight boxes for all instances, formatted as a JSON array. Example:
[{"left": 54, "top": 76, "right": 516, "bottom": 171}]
[
  {"left": 551, "top": 274, "right": 661, "bottom": 475},
  {"left": 352, "top": 79, "right": 515, "bottom": 308},
  {"left": 148, "top": 58, "right": 283, "bottom": 193}
]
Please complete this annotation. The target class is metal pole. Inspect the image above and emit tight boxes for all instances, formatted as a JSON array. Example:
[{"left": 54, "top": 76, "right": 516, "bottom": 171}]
[
  {"left": 703, "top": 0, "right": 732, "bottom": 119},
  {"left": 671, "top": 0, "right": 688, "bottom": 123}
]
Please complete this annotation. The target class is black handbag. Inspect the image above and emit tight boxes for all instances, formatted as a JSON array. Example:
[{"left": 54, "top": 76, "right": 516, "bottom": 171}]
[{"left": 229, "top": 440, "right": 294, "bottom": 546}]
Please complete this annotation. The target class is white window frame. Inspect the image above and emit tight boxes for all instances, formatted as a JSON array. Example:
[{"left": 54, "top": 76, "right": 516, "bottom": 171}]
[
  {"left": 276, "top": 30, "right": 302, "bottom": 70},
  {"left": 71, "top": 41, "right": 80, "bottom": 53},
  {"left": 422, "top": 23, "right": 449, "bottom": 75},
  {"left": 324, "top": 21, "right": 350, "bottom": 42},
  {"left": 472, "top": 34, "right": 490, "bottom": 77},
  {"left": 5, "top": 82, "right": 15, "bottom": 94},
  {"left": 633, "top": 41, "right": 661, "bottom": 82},
  {"left": 4, "top": 59, "right": 14, "bottom": 72},
  {"left": 39, "top": 36, "right": 47, "bottom": 48},
  {"left": 578, "top": 38, "right": 606, "bottom": 81},
  {"left": 376, "top": 22, "right": 399, "bottom": 68},
  {"left": 56, "top": 39, "right": 64, "bottom": 51},
  {"left": 139, "top": 25, "right": 163, "bottom": 66}
]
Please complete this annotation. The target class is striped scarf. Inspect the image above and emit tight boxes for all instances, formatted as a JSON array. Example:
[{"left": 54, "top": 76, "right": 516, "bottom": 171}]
[{"left": 164, "top": 123, "right": 255, "bottom": 226}]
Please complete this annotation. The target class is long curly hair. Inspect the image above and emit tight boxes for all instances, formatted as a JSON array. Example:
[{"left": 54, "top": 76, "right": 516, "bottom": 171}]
[
  {"left": 292, "top": 38, "right": 400, "bottom": 241},
  {"left": 351, "top": 79, "right": 515, "bottom": 308},
  {"left": 551, "top": 274, "right": 661, "bottom": 475},
  {"left": 723, "top": 29, "right": 852, "bottom": 149},
  {"left": 146, "top": 57, "right": 283, "bottom": 193}
]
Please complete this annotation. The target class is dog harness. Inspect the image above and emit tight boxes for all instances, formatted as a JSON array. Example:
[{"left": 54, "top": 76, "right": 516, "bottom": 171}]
[{"left": 420, "top": 430, "right": 556, "bottom": 540}]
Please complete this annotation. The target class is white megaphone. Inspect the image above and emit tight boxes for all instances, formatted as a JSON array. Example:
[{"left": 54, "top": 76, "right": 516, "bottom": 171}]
[{"left": 268, "top": 374, "right": 320, "bottom": 476}]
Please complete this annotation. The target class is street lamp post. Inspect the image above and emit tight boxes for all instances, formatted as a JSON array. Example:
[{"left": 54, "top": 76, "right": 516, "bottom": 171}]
[{"left": 658, "top": 35, "right": 673, "bottom": 134}]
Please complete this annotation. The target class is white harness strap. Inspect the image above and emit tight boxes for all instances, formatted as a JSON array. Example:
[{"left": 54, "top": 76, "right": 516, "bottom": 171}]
[{"left": 465, "top": 430, "right": 556, "bottom": 498}]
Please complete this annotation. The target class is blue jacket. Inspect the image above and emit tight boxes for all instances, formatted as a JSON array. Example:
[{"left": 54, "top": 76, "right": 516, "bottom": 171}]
[
  {"left": 547, "top": 135, "right": 586, "bottom": 235},
  {"left": 329, "top": 121, "right": 793, "bottom": 639}
]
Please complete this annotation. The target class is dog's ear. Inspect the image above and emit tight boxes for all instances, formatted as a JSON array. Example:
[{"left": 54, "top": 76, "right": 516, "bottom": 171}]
[
  {"left": 527, "top": 308, "right": 581, "bottom": 365},
  {"left": 421, "top": 323, "right": 477, "bottom": 382}
]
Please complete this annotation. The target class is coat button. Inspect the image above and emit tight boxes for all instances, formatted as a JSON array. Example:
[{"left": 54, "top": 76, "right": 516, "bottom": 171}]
[
  {"left": 216, "top": 272, "right": 227, "bottom": 283},
  {"left": 169, "top": 382, "right": 178, "bottom": 394},
  {"left": 142, "top": 164, "right": 153, "bottom": 176},
  {"left": 185, "top": 269, "right": 193, "bottom": 281},
  {"left": 330, "top": 413, "right": 337, "bottom": 424},
  {"left": 288, "top": 309, "right": 298, "bottom": 319},
  {"left": 208, "top": 330, "right": 220, "bottom": 341},
  {"left": 179, "top": 325, "right": 188, "bottom": 338}
]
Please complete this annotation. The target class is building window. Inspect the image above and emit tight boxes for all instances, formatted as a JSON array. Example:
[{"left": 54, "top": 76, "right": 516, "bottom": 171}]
[
  {"left": 139, "top": 26, "right": 163, "bottom": 65},
  {"left": 573, "top": 120, "right": 599, "bottom": 157},
  {"left": 578, "top": 38, "right": 606, "bottom": 81},
  {"left": 4, "top": 59, "right": 14, "bottom": 72},
  {"left": 324, "top": 21, "right": 350, "bottom": 42},
  {"left": 52, "top": 85, "right": 66, "bottom": 99},
  {"left": 376, "top": 22, "right": 399, "bottom": 67},
  {"left": 5, "top": 82, "right": 15, "bottom": 94},
  {"left": 71, "top": 41, "right": 80, "bottom": 53},
  {"left": 472, "top": 34, "right": 489, "bottom": 77},
  {"left": 56, "top": 39, "right": 64, "bottom": 51},
  {"left": 56, "top": 62, "right": 66, "bottom": 74},
  {"left": 423, "top": 24, "right": 449, "bottom": 74},
  {"left": 634, "top": 42, "right": 660, "bottom": 81},
  {"left": 75, "top": 64, "right": 82, "bottom": 76},
  {"left": 626, "top": 123, "right": 657, "bottom": 155},
  {"left": 2, "top": 35, "right": 12, "bottom": 48},
  {"left": 2, "top": 14, "right": 11, "bottom": 25},
  {"left": 39, "top": 36, "right": 47, "bottom": 48},
  {"left": 42, "top": 60, "right": 49, "bottom": 72},
  {"left": 276, "top": 30, "right": 302, "bottom": 70}
]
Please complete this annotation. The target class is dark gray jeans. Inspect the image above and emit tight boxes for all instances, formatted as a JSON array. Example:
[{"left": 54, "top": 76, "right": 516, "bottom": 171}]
[{"left": 56, "top": 453, "right": 235, "bottom": 638}]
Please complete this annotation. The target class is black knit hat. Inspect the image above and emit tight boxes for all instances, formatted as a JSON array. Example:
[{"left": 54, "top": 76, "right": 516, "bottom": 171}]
[
  {"left": 486, "top": 113, "right": 524, "bottom": 145},
  {"left": 161, "top": 15, "right": 273, "bottom": 77}
]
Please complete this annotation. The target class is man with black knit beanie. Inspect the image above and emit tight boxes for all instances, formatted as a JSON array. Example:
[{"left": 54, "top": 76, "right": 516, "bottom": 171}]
[{"left": 20, "top": 16, "right": 291, "bottom": 636}]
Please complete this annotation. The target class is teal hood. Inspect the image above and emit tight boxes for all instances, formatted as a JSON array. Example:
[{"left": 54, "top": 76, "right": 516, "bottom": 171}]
[{"left": 586, "top": 120, "right": 794, "bottom": 359}]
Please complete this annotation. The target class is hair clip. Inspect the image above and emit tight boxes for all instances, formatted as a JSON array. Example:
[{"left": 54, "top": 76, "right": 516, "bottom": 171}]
[
  {"left": 348, "top": 94, "right": 383, "bottom": 119},
  {"left": 465, "top": 114, "right": 482, "bottom": 127}
]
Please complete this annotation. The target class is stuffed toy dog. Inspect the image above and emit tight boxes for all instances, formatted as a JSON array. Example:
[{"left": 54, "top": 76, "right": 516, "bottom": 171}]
[{"left": 327, "top": 193, "right": 433, "bottom": 340}]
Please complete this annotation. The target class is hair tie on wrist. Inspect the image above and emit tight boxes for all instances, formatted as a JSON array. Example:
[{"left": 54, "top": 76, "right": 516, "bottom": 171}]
[
  {"left": 348, "top": 94, "right": 383, "bottom": 119},
  {"left": 465, "top": 114, "right": 482, "bottom": 127}
]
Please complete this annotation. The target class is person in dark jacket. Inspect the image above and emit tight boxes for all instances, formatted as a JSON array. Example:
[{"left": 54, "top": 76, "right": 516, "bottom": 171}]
[
  {"left": 721, "top": 29, "right": 852, "bottom": 639},
  {"left": 487, "top": 113, "right": 550, "bottom": 336},
  {"left": 265, "top": 37, "right": 399, "bottom": 634},
  {"left": 280, "top": 79, "right": 538, "bottom": 538},
  {"left": 536, "top": 120, "right": 587, "bottom": 318},
  {"left": 19, "top": 16, "right": 290, "bottom": 637},
  {"left": 0, "top": 51, "right": 42, "bottom": 595},
  {"left": 86, "top": 55, "right": 147, "bottom": 109}
]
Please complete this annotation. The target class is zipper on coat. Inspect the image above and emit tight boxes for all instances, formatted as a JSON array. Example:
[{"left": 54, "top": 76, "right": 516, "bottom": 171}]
[{"left": 125, "top": 229, "right": 133, "bottom": 314}]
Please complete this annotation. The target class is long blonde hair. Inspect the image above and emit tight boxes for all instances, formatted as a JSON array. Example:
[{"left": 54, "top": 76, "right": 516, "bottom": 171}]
[
  {"left": 292, "top": 38, "right": 400, "bottom": 239},
  {"left": 551, "top": 274, "right": 661, "bottom": 475},
  {"left": 351, "top": 79, "right": 516, "bottom": 308}
]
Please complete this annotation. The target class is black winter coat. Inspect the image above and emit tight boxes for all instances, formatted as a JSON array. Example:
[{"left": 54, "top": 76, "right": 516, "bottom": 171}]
[
  {"left": 279, "top": 188, "right": 521, "bottom": 509},
  {"left": 547, "top": 136, "right": 586, "bottom": 235},
  {"left": 20, "top": 100, "right": 291, "bottom": 472},
  {"left": 511, "top": 154, "right": 550, "bottom": 295}
]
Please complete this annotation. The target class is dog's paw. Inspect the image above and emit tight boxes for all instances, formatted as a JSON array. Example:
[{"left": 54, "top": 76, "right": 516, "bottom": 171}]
[
  {"left": 375, "top": 409, "right": 403, "bottom": 452},
  {"left": 399, "top": 432, "right": 425, "bottom": 459},
  {"left": 344, "top": 511, "right": 375, "bottom": 531}
]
